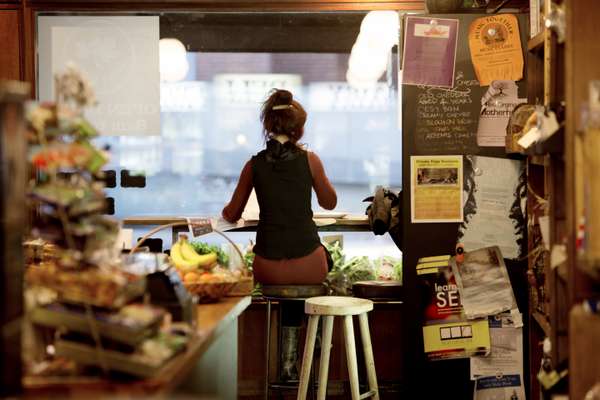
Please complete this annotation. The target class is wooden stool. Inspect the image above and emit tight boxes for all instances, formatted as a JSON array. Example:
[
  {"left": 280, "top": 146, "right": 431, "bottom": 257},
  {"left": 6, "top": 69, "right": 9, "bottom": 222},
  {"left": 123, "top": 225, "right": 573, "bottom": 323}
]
[
  {"left": 297, "top": 296, "right": 379, "bottom": 400},
  {"left": 263, "top": 285, "right": 327, "bottom": 400}
]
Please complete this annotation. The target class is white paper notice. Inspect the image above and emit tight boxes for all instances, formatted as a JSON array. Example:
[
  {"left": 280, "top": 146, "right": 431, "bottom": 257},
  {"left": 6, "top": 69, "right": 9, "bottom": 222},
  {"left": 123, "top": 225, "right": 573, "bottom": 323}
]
[
  {"left": 38, "top": 16, "right": 160, "bottom": 136},
  {"left": 470, "top": 313, "right": 524, "bottom": 380},
  {"left": 459, "top": 156, "right": 526, "bottom": 260},
  {"left": 473, "top": 375, "right": 525, "bottom": 400},
  {"left": 477, "top": 80, "right": 527, "bottom": 147},
  {"left": 450, "top": 246, "right": 519, "bottom": 320}
]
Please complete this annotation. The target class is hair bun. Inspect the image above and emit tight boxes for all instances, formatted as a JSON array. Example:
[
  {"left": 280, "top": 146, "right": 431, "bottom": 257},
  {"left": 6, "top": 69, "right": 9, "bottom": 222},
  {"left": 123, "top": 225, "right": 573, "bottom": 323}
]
[{"left": 271, "top": 89, "right": 293, "bottom": 106}]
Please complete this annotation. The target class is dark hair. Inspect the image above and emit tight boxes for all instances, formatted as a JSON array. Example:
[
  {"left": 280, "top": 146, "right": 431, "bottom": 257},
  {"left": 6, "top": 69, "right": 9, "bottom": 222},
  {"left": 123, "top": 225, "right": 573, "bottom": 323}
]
[{"left": 260, "top": 89, "right": 307, "bottom": 143}]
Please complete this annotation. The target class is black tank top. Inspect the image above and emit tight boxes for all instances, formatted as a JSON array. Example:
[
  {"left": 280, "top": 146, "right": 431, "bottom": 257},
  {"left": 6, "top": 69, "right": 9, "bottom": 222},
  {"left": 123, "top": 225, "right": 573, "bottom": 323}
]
[{"left": 251, "top": 140, "right": 321, "bottom": 259}]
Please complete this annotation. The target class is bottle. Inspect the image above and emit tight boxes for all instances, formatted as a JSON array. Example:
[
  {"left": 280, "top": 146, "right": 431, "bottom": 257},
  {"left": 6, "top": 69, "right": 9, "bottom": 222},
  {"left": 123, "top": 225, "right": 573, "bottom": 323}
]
[
  {"left": 510, "top": 389, "right": 519, "bottom": 400},
  {"left": 538, "top": 338, "right": 553, "bottom": 400}
]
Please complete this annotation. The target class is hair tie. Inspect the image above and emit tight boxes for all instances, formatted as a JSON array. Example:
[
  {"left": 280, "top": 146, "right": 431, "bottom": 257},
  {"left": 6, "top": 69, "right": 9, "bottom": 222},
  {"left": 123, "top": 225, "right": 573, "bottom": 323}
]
[{"left": 272, "top": 104, "right": 293, "bottom": 110}]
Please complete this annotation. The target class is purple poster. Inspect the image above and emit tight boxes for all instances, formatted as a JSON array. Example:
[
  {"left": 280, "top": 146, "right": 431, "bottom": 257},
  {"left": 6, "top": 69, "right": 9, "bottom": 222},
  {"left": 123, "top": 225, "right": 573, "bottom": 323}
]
[{"left": 402, "top": 16, "right": 459, "bottom": 88}]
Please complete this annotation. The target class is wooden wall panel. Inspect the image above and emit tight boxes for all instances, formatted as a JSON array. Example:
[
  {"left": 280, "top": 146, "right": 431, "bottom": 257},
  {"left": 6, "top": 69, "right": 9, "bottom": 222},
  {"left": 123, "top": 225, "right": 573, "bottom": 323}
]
[{"left": 0, "top": 10, "right": 21, "bottom": 81}]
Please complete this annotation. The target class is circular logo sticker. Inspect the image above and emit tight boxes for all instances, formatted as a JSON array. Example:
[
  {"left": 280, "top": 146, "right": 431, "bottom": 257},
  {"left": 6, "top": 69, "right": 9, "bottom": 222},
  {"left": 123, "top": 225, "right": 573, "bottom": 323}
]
[{"left": 481, "top": 22, "right": 508, "bottom": 46}]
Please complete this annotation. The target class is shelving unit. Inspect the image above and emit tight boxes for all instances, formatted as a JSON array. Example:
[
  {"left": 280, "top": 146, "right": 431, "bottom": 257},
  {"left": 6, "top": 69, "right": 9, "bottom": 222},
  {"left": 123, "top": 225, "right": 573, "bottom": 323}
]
[
  {"left": 528, "top": 32, "right": 545, "bottom": 52},
  {"left": 526, "top": 1, "right": 568, "bottom": 398},
  {"left": 527, "top": 1, "right": 600, "bottom": 399}
]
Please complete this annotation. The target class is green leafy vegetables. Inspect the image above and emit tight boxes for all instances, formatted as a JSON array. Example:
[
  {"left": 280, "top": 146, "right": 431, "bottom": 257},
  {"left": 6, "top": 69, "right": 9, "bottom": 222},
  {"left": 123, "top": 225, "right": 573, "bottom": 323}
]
[
  {"left": 324, "top": 241, "right": 402, "bottom": 296},
  {"left": 190, "top": 241, "right": 229, "bottom": 266}
]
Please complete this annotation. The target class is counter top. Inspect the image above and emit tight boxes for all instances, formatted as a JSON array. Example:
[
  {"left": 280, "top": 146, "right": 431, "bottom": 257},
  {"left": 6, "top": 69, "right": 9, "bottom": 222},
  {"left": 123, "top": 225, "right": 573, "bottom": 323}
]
[
  {"left": 23, "top": 296, "right": 252, "bottom": 398},
  {"left": 122, "top": 215, "right": 370, "bottom": 232}
]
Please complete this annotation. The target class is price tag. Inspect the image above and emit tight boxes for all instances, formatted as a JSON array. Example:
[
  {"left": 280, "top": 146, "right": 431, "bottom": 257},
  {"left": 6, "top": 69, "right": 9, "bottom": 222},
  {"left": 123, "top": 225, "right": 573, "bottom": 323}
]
[
  {"left": 187, "top": 218, "right": 213, "bottom": 237},
  {"left": 517, "top": 126, "right": 542, "bottom": 149}
]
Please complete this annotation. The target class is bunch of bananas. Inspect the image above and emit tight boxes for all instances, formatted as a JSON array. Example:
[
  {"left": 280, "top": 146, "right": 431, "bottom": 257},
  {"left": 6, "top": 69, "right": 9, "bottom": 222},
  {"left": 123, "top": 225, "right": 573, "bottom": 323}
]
[{"left": 170, "top": 235, "right": 217, "bottom": 273}]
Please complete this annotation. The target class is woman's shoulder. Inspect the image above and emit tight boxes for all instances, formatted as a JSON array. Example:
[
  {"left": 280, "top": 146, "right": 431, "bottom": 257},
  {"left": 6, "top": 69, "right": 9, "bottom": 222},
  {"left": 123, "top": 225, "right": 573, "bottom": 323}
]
[{"left": 305, "top": 150, "right": 322, "bottom": 163}]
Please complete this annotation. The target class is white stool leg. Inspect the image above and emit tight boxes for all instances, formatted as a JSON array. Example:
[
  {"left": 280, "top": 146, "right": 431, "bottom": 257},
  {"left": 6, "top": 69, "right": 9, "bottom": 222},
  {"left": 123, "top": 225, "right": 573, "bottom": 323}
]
[
  {"left": 317, "top": 316, "right": 334, "bottom": 400},
  {"left": 359, "top": 313, "right": 379, "bottom": 400},
  {"left": 297, "top": 315, "right": 320, "bottom": 400},
  {"left": 343, "top": 315, "right": 360, "bottom": 400}
]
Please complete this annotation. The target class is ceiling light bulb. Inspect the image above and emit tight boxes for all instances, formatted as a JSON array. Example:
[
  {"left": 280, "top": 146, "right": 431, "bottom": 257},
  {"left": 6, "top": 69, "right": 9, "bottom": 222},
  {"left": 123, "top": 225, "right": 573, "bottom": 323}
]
[
  {"left": 159, "top": 38, "right": 189, "bottom": 82},
  {"left": 360, "top": 11, "right": 400, "bottom": 48}
]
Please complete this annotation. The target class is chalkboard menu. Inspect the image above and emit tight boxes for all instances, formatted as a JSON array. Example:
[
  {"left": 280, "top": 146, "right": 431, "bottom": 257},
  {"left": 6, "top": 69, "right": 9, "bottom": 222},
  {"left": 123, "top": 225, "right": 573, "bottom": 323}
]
[{"left": 411, "top": 71, "right": 483, "bottom": 154}]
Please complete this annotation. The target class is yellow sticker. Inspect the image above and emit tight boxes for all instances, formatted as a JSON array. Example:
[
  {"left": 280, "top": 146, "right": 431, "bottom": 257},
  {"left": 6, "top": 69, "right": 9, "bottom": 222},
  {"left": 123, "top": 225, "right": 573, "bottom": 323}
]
[{"left": 468, "top": 14, "right": 524, "bottom": 86}]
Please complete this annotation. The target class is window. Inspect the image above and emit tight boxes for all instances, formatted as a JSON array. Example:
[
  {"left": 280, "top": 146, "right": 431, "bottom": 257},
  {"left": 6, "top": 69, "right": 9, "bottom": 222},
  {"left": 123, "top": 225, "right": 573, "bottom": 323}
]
[{"left": 37, "top": 12, "right": 402, "bottom": 219}]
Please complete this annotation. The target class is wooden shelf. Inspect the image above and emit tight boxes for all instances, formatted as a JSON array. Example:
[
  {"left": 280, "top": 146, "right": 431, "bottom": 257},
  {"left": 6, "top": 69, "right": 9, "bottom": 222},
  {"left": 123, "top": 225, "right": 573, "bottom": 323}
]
[
  {"left": 528, "top": 32, "right": 545, "bottom": 52},
  {"left": 532, "top": 311, "right": 552, "bottom": 337}
]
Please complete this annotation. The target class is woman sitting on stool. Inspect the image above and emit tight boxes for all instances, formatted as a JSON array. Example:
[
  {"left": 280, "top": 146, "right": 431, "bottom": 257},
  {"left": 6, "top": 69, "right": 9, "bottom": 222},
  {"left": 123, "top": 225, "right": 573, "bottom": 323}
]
[{"left": 222, "top": 88, "right": 337, "bottom": 380}]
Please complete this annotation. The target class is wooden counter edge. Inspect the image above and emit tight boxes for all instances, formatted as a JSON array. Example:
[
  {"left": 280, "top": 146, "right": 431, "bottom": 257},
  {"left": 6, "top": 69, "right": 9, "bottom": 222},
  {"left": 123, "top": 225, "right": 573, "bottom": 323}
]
[
  {"left": 23, "top": 296, "right": 252, "bottom": 397},
  {"left": 121, "top": 215, "right": 369, "bottom": 227}
]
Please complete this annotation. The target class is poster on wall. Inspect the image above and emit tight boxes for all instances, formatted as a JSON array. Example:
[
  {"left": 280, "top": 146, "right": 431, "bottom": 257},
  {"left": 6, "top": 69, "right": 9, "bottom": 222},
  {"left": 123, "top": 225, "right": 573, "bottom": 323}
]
[
  {"left": 410, "top": 155, "right": 463, "bottom": 223},
  {"left": 402, "top": 16, "right": 459, "bottom": 88},
  {"left": 449, "top": 246, "right": 518, "bottom": 320},
  {"left": 470, "top": 313, "right": 524, "bottom": 380},
  {"left": 38, "top": 16, "right": 161, "bottom": 136},
  {"left": 477, "top": 80, "right": 527, "bottom": 147},
  {"left": 418, "top": 255, "right": 491, "bottom": 361},
  {"left": 468, "top": 14, "right": 524, "bottom": 87},
  {"left": 473, "top": 375, "right": 525, "bottom": 400},
  {"left": 458, "top": 156, "right": 527, "bottom": 260}
]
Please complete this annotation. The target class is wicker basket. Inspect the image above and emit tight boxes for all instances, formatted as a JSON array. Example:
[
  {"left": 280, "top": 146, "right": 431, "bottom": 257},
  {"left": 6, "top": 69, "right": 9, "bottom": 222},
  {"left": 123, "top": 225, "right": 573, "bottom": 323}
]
[
  {"left": 131, "top": 222, "right": 252, "bottom": 302},
  {"left": 228, "top": 276, "right": 254, "bottom": 296},
  {"left": 184, "top": 281, "right": 238, "bottom": 303}
]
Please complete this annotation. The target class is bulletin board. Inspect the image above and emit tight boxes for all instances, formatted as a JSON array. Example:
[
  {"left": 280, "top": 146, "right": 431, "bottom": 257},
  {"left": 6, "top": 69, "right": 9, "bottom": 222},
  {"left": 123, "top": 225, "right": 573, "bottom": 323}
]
[{"left": 399, "top": 13, "right": 530, "bottom": 399}]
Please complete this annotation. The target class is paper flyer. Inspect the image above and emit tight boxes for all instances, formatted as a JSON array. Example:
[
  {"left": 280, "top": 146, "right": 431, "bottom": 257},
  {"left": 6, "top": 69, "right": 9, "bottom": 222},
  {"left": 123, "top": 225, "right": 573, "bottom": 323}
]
[
  {"left": 449, "top": 246, "right": 518, "bottom": 320},
  {"left": 418, "top": 255, "right": 491, "bottom": 361},
  {"left": 402, "top": 16, "right": 459, "bottom": 88},
  {"left": 470, "top": 313, "right": 524, "bottom": 380},
  {"left": 459, "top": 156, "right": 526, "bottom": 260},
  {"left": 477, "top": 80, "right": 527, "bottom": 147},
  {"left": 411, "top": 155, "right": 463, "bottom": 223},
  {"left": 473, "top": 374, "right": 525, "bottom": 400},
  {"left": 468, "top": 14, "right": 524, "bottom": 86}
]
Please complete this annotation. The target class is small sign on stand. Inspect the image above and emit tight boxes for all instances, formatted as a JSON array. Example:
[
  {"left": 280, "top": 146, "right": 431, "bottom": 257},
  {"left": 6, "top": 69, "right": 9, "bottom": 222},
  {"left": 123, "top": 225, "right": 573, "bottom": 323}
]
[{"left": 187, "top": 218, "right": 213, "bottom": 238}]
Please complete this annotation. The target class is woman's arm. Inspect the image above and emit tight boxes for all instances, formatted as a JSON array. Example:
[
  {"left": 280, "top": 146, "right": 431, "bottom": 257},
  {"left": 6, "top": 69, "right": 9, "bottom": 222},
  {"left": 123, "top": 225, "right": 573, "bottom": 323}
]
[
  {"left": 307, "top": 151, "right": 337, "bottom": 210},
  {"left": 222, "top": 160, "right": 253, "bottom": 223}
]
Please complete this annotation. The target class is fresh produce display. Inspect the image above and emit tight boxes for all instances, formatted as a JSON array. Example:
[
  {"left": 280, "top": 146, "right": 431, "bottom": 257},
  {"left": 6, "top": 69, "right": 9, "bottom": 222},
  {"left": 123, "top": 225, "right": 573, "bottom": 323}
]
[
  {"left": 170, "top": 236, "right": 240, "bottom": 302},
  {"left": 25, "top": 64, "right": 119, "bottom": 269},
  {"left": 25, "top": 261, "right": 144, "bottom": 308},
  {"left": 190, "top": 241, "right": 229, "bottom": 266},
  {"left": 170, "top": 235, "right": 217, "bottom": 272},
  {"left": 324, "top": 240, "right": 402, "bottom": 296}
]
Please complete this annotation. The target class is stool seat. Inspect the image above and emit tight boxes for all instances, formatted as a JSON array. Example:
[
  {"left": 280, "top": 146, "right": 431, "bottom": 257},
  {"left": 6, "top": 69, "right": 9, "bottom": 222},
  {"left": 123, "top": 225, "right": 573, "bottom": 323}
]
[
  {"left": 305, "top": 296, "right": 373, "bottom": 316},
  {"left": 262, "top": 284, "right": 327, "bottom": 299}
]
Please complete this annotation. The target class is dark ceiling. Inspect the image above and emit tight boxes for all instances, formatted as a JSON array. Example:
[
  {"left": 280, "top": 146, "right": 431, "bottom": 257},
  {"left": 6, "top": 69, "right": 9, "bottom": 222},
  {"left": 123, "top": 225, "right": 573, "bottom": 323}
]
[{"left": 159, "top": 12, "right": 366, "bottom": 53}]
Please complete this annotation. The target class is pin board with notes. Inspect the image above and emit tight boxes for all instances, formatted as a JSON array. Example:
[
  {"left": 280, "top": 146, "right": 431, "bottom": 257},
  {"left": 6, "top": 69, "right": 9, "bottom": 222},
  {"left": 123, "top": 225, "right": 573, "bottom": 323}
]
[{"left": 399, "top": 13, "right": 530, "bottom": 400}]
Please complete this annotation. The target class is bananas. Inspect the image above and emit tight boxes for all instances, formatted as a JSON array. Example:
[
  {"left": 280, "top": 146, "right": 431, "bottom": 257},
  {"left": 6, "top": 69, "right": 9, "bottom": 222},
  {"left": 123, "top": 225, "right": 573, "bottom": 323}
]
[{"left": 170, "top": 236, "right": 217, "bottom": 272}]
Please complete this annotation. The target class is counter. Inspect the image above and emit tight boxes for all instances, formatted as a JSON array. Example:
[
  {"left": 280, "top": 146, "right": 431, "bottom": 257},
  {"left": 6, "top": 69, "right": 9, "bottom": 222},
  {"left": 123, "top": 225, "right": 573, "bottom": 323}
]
[{"left": 23, "top": 296, "right": 252, "bottom": 398}]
